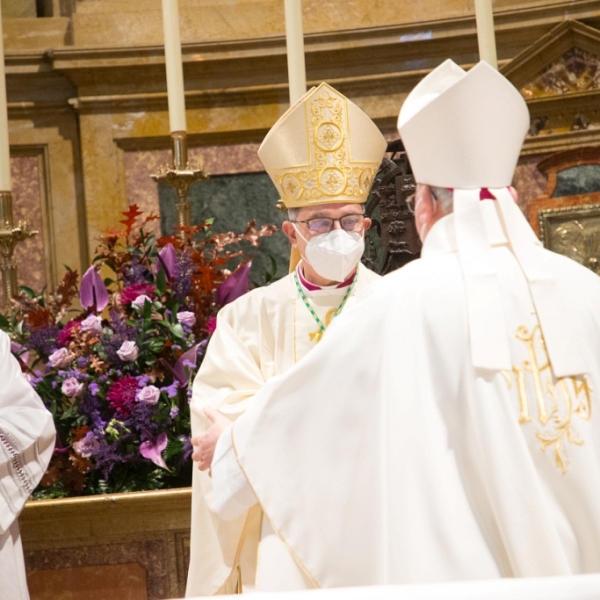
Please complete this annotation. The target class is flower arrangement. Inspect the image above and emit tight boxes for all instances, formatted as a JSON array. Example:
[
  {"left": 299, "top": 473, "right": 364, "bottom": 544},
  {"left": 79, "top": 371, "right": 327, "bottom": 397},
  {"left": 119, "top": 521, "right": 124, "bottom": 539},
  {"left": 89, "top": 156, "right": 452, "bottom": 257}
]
[{"left": 1, "top": 205, "right": 276, "bottom": 498}]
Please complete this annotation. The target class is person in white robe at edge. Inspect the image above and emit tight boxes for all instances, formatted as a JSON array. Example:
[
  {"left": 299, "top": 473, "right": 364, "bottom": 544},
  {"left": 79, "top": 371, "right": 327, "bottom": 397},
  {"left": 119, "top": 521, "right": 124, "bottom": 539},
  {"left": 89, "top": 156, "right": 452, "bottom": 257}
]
[
  {"left": 194, "top": 59, "right": 600, "bottom": 592},
  {"left": 0, "top": 331, "right": 55, "bottom": 600},
  {"left": 185, "top": 82, "right": 386, "bottom": 596}
]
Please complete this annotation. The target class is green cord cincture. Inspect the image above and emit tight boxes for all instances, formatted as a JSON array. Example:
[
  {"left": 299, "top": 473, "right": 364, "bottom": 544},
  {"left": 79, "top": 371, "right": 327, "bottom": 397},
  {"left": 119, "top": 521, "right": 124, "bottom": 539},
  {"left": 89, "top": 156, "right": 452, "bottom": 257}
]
[{"left": 293, "top": 267, "right": 358, "bottom": 342}]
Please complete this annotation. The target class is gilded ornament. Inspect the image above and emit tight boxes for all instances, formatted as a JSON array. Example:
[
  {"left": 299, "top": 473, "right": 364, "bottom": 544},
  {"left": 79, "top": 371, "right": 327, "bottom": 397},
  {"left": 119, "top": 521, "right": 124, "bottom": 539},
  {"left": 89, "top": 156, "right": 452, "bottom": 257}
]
[{"left": 503, "top": 323, "right": 592, "bottom": 473}]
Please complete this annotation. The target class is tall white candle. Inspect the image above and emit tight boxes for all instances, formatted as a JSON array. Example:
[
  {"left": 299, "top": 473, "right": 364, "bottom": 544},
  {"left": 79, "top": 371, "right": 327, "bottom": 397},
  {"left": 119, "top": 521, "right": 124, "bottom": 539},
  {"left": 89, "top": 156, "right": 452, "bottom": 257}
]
[
  {"left": 0, "top": 14, "right": 12, "bottom": 191},
  {"left": 284, "top": 0, "right": 307, "bottom": 104},
  {"left": 161, "top": 0, "right": 187, "bottom": 133},
  {"left": 475, "top": 0, "right": 498, "bottom": 70}
]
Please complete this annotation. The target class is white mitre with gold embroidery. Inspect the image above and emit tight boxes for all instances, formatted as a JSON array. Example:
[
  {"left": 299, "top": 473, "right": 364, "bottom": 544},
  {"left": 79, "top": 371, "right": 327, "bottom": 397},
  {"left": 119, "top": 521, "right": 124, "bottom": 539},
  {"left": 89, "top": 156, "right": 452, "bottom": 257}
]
[
  {"left": 258, "top": 82, "right": 386, "bottom": 209},
  {"left": 398, "top": 60, "right": 586, "bottom": 377}
]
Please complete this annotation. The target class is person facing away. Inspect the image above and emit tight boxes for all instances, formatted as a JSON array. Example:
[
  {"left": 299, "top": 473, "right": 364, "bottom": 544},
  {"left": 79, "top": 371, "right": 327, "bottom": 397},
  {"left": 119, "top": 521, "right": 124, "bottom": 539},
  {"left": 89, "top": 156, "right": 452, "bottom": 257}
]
[
  {"left": 0, "top": 331, "right": 55, "bottom": 600},
  {"left": 185, "top": 82, "right": 387, "bottom": 596},
  {"left": 198, "top": 59, "right": 600, "bottom": 590}
]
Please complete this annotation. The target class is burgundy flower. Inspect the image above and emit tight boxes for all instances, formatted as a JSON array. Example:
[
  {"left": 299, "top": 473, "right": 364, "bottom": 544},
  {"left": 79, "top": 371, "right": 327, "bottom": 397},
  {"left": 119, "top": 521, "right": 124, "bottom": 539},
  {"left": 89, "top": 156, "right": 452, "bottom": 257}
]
[
  {"left": 80, "top": 266, "right": 109, "bottom": 312},
  {"left": 107, "top": 376, "right": 139, "bottom": 417},
  {"left": 120, "top": 284, "right": 156, "bottom": 305},
  {"left": 216, "top": 262, "right": 252, "bottom": 307},
  {"left": 56, "top": 320, "right": 80, "bottom": 348},
  {"left": 205, "top": 316, "right": 217, "bottom": 335}
]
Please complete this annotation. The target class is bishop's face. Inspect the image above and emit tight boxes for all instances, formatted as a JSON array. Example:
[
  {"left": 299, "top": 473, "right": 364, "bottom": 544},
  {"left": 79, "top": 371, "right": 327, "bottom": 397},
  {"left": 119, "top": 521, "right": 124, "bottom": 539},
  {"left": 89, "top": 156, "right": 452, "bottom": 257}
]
[{"left": 281, "top": 202, "right": 371, "bottom": 257}]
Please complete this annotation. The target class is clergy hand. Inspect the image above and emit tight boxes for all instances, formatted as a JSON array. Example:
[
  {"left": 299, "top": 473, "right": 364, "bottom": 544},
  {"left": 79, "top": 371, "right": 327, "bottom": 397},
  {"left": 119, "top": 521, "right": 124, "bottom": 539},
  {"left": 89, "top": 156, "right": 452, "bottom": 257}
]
[{"left": 191, "top": 406, "right": 231, "bottom": 473}]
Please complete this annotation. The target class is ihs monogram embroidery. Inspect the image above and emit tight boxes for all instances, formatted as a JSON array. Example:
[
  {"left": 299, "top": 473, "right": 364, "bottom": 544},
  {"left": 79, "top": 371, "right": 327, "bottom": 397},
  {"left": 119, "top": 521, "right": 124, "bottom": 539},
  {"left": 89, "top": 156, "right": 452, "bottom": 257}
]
[{"left": 502, "top": 324, "right": 592, "bottom": 474}]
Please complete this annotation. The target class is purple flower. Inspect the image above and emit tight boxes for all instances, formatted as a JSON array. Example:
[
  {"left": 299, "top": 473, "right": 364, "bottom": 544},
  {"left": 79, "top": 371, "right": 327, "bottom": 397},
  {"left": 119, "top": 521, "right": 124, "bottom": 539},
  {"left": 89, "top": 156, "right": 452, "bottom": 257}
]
[
  {"left": 10, "top": 341, "right": 29, "bottom": 364},
  {"left": 157, "top": 243, "right": 179, "bottom": 280},
  {"left": 117, "top": 341, "right": 138, "bottom": 362},
  {"left": 62, "top": 377, "right": 84, "bottom": 398},
  {"left": 27, "top": 324, "right": 60, "bottom": 356},
  {"left": 89, "top": 382, "right": 100, "bottom": 396},
  {"left": 73, "top": 432, "right": 99, "bottom": 458},
  {"left": 49, "top": 347, "right": 71, "bottom": 368},
  {"left": 176, "top": 311, "right": 196, "bottom": 327},
  {"left": 216, "top": 262, "right": 252, "bottom": 307},
  {"left": 80, "top": 266, "right": 109, "bottom": 312},
  {"left": 137, "top": 385, "right": 160, "bottom": 405},
  {"left": 172, "top": 344, "right": 201, "bottom": 387},
  {"left": 140, "top": 432, "right": 169, "bottom": 470},
  {"left": 161, "top": 381, "right": 179, "bottom": 398},
  {"left": 132, "top": 294, "right": 152, "bottom": 309},
  {"left": 81, "top": 314, "right": 102, "bottom": 333},
  {"left": 169, "top": 407, "right": 179, "bottom": 419}
]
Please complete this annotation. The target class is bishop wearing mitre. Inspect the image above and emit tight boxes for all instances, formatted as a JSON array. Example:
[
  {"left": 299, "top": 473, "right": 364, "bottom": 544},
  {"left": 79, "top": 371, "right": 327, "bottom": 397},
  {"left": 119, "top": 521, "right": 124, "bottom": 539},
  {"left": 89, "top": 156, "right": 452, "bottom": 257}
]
[
  {"left": 1, "top": 331, "right": 55, "bottom": 600},
  {"left": 204, "top": 60, "right": 600, "bottom": 589},
  {"left": 185, "top": 83, "right": 386, "bottom": 596}
]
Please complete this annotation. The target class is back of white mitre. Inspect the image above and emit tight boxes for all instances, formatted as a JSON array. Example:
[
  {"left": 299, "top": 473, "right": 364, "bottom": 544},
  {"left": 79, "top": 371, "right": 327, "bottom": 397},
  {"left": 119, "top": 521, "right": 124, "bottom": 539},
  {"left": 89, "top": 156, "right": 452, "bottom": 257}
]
[{"left": 397, "top": 59, "right": 587, "bottom": 378}]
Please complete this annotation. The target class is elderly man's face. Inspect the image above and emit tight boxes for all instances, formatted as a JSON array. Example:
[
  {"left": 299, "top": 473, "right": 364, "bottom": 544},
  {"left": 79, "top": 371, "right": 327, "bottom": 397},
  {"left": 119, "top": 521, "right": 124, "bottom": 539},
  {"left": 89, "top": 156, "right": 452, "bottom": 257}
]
[{"left": 281, "top": 202, "right": 371, "bottom": 257}]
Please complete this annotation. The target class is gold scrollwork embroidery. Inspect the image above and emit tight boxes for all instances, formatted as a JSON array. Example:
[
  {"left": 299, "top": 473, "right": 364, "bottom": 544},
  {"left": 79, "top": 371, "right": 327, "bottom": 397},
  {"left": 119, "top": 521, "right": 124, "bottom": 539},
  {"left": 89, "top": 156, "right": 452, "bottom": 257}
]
[
  {"left": 273, "top": 89, "right": 378, "bottom": 205},
  {"left": 502, "top": 324, "right": 592, "bottom": 473}
]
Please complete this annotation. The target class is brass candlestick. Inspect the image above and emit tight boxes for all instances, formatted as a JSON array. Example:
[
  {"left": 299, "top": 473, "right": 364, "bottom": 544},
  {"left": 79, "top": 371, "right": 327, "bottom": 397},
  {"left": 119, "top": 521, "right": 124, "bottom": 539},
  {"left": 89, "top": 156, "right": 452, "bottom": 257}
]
[
  {"left": 151, "top": 132, "right": 209, "bottom": 235},
  {"left": 0, "top": 191, "right": 37, "bottom": 310}
]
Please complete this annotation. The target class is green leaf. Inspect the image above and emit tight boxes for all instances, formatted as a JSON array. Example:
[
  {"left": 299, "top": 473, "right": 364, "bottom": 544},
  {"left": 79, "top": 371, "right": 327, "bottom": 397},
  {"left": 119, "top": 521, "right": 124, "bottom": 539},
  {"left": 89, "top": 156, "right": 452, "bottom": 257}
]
[
  {"left": 147, "top": 338, "right": 165, "bottom": 353},
  {"left": 19, "top": 285, "right": 37, "bottom": 298},
  {"left": 170, "top": 323, "right": 184, "bottom": 339},
  {"left": 142, "top": 298, "right": 152, "bottom": 320},
  {"left": 156, "top": 267, "right": 166, "bottom": 295},
  {"left": 0, "top": 313, "right": 9, "bottom": 330}
]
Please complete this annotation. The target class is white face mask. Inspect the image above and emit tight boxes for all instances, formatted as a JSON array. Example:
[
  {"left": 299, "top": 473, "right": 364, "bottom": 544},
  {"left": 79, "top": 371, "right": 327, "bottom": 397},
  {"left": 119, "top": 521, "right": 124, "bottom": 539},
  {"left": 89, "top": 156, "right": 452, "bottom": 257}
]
[{"left": 294, "top": 226, "right": 365, "bottom": 282}]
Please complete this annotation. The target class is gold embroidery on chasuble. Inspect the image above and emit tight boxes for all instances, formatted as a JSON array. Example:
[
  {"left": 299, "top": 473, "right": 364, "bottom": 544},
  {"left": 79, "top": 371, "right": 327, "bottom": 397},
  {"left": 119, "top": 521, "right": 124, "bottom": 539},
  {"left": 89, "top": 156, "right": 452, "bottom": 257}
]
[
  {"left": 502, "top": 324, "right": 592, "bottom": 474},
  {"left": 273, "top": 91, "right": 378, "bottom": 207}
]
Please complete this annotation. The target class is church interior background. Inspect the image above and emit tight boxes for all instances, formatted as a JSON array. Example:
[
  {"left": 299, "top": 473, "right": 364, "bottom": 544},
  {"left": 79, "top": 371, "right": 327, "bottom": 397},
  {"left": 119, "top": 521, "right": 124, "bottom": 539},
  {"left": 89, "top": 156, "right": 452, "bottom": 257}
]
[{"left": 3, "top": 0, "right": 600, "bottom": 598}]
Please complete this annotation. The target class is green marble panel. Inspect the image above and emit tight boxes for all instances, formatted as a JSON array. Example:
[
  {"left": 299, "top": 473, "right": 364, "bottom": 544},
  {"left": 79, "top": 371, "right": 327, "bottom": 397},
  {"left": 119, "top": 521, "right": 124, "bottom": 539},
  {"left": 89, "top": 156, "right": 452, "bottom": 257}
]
[
  {"left": 158, "top": 172, "right": 289, "bottom": 283},
  {"left": 553, "top": 164, "right": 600, "bottom": 197}
]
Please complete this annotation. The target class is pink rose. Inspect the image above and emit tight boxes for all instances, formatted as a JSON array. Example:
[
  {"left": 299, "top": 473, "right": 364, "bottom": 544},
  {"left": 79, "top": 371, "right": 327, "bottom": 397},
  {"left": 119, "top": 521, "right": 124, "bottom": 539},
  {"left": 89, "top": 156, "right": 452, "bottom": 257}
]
[
  {"left": 137, "top": 385, "right": 160, "bottom": 405},
  {"left": 117, "top": 341, "right": 139, "bottom": 362},
  {"left": 61, "top": 377, "right": 84, "bottom": 398},
  {"left": 132, "top": 295, "right": 152, "bottom": 308},
  {"left": 177, "top": 311, "right": 196, "bottom": 327},
  {"left": 49, "top": 347, "right": 71, "bottom": 368},
  {"left": 81, "top": 315, "right": 102, "bottom": 333},
  {"left": 73, "top": 432, "right": 99, "bottom": 458}
]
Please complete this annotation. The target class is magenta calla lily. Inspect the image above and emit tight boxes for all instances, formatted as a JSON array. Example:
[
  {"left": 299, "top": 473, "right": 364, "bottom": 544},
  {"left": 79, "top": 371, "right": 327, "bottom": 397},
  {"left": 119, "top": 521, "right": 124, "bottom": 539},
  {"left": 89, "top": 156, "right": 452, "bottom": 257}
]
[
  {"left": 140, "top": 432, "right": 169, "bottom": 470},
  {"left": 216, "top": 261, "right": 252, "bottom": 307},
  {"left": 80, "top": 266, "right": 109, "bottom": 312},
  {"left": 157, "top": 243, "right": 179, "bottom": 280}
]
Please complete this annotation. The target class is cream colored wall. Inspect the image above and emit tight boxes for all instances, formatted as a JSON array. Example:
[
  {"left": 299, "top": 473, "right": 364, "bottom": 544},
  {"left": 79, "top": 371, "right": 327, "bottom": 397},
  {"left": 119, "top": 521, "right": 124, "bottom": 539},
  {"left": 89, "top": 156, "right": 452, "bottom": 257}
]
[
  {"left": 3, "top": 0, "right": 600, "bottom": 288},
  {"left": 1, "top": 0, "right": 36, "bottom": 19}
]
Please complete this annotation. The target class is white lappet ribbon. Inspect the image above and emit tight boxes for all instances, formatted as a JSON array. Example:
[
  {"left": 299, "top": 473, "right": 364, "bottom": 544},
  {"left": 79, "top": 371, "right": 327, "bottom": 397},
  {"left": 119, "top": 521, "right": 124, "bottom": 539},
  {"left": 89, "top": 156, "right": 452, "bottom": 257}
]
[{"left": 454, "top": 187, "right": 587, "bottom": 377}]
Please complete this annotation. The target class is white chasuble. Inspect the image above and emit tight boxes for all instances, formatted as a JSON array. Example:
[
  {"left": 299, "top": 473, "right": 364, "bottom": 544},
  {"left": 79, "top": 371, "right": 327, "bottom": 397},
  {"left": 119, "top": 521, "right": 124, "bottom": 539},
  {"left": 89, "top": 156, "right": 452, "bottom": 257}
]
[
  {"left": 0, "top": 332, "right": 55, "bottom": 600},
  {"left": 231, "top": 202, "right": 600, "bottom": 589},
  {"left": 186, "top": 265, "right": 380, "bottom": 596}
]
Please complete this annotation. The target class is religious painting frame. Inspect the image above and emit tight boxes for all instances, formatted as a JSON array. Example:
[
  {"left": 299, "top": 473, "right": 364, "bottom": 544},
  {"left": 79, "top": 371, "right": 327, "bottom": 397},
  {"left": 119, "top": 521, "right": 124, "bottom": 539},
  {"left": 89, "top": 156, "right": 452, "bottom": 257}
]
[{"left": 539, "top": 203, "right": 600, "bottom": 274}]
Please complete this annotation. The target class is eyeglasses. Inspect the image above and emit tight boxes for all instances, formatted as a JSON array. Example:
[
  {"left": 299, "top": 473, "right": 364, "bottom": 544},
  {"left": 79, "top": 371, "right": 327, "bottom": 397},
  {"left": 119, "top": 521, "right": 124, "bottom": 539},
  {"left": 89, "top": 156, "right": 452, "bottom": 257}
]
[{"left": 291, "top": 214, "right": 365, "bottom": 236}]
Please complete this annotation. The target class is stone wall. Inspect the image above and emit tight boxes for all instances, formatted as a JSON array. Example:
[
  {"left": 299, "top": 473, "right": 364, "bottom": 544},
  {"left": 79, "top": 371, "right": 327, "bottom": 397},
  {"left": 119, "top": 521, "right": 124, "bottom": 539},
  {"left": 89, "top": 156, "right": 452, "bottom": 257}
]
[{"left": 2, "top": 2, "right": 600, "bottom": 292}]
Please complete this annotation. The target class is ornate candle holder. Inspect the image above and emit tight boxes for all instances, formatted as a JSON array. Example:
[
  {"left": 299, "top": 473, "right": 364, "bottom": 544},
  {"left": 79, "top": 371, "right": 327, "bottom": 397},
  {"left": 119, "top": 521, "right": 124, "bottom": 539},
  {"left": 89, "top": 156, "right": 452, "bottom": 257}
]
[
  {"left": 0, "top": 191, "right": 37, "bottom": 309},
  {"left": 151, "top": 132, "right": 208, "bottom": 235}
]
